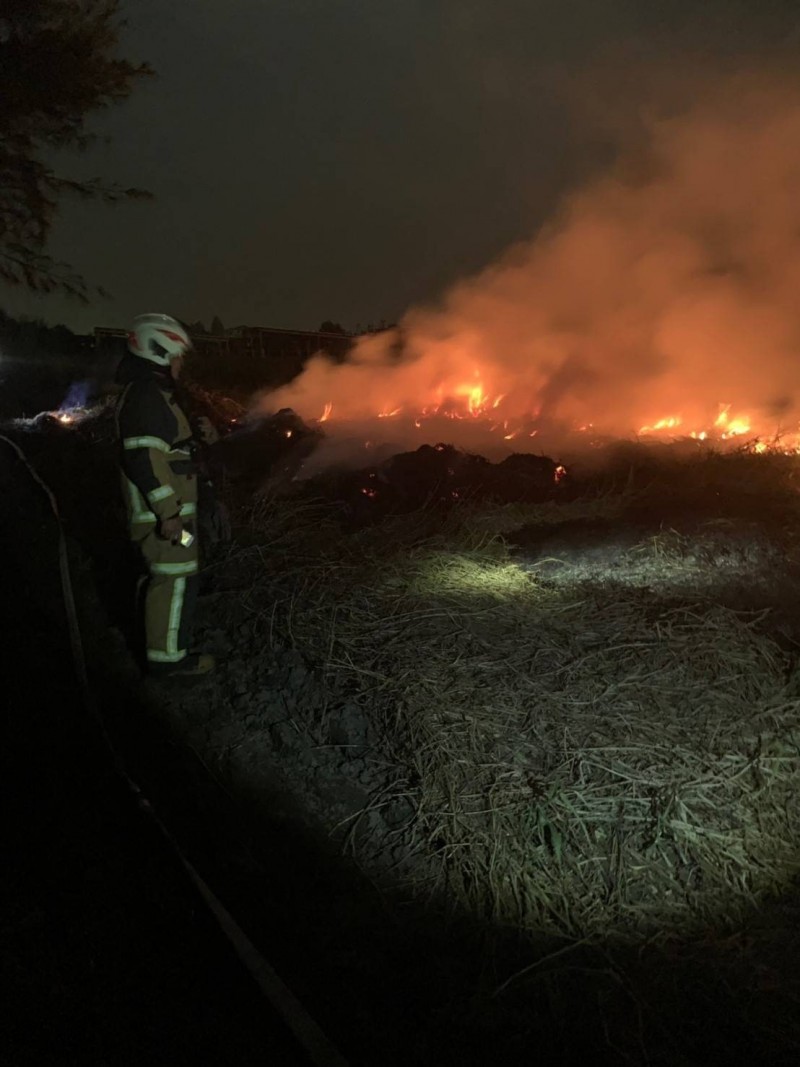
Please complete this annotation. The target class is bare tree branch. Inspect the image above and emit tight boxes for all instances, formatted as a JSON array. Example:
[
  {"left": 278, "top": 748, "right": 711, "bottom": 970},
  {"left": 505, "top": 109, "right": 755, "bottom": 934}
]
[{"left": 0, "top": 0, "right": 154, "bottom": 299}]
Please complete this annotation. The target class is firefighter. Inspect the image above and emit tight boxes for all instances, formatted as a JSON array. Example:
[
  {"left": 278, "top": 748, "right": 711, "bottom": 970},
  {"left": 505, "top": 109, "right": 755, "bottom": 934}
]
[{"left": 116, "top": 313, "right": 217, "bottom": 677}]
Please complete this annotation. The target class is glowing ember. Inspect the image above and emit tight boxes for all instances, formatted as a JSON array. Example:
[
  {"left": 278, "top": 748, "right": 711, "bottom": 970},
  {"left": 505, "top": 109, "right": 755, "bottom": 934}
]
[{"left": 554, "top": 464, "right": 567, "bottom": 484}]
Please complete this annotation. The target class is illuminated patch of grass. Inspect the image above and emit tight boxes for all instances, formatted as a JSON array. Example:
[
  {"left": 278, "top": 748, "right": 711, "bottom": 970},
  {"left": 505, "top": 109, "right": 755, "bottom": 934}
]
[{"left": 410, "top": 553, "right": 535, "bottom": 602}]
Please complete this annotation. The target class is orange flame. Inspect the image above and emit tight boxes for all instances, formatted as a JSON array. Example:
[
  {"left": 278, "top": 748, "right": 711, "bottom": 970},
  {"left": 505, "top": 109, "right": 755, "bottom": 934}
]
[
  {"left": 714, "top": 405, "right": 751, "bottom": 437},
  {"left": 639, "top": 416, "right": 682, "bottom": 434},
  {"left": 303, "top": 377, "right": 800, "bottom": 458}
]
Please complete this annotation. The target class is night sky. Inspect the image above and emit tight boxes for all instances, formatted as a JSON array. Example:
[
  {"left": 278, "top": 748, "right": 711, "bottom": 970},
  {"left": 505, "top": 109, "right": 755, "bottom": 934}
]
[{"left": 3, "top": 0, "right": 799, "bottom": 336}]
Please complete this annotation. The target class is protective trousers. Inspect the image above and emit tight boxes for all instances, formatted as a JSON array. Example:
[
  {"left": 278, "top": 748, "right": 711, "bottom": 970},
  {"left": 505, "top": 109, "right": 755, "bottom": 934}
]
[{"left": 133, "top": 520, "right": 199, "bottom": 665}]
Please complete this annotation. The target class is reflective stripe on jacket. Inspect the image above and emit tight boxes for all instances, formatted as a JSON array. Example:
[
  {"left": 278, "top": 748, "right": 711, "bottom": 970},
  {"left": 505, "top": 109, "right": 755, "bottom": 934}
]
[{"left": 116, "top": 374, "right": 198, "bottom": 529}]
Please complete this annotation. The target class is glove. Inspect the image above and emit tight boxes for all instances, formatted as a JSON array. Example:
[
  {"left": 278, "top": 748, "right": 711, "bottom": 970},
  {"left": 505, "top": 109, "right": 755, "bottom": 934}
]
[{"left": 158, "top": 514, "right": 183, "bottom": 543}]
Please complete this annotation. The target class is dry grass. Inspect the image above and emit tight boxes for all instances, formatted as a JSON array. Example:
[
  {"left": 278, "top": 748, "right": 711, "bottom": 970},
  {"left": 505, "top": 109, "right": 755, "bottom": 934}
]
[{"left": 226, "top": 461, "right": 800, "bottom": 944}]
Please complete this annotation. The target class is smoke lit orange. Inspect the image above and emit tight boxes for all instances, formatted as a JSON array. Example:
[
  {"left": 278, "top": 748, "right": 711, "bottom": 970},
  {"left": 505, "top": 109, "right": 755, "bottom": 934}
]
[{"left": 263, "top": 78, "right": 800, "bottom": 460}]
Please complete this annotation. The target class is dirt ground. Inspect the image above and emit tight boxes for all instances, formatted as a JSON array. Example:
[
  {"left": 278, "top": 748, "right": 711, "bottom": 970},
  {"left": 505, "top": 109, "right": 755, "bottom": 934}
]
[{"left": 5, "top": 414, "right": 800, "bottom": 1065}]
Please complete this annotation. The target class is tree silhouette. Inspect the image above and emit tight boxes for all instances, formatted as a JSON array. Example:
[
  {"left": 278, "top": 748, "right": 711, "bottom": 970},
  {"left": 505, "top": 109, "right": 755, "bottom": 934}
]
[
  {"left": 0, "top": 1, "right": 153, "bottom": 300},
  {"left": 210, "top": 315, "right": 225, "bottom": 335}
]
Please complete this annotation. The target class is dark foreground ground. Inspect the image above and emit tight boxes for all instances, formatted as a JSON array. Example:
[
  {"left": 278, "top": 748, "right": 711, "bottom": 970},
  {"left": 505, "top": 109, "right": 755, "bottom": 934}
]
[
  {"left": 0, "top": 441, "right": 319, "bottom": 1066},
  {"left": 4, "top": 426, "right": 800, "bottom": 1067}
]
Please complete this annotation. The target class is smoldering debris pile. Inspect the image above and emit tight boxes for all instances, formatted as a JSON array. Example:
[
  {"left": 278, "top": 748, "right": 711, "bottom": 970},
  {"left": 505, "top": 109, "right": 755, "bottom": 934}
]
[
  {"left": 215, "top": 407, "right": 323, "bottom": 487},
  {"left": 302, "top": 444, "right": 560, "bottom": 519},
  {"left": 213, "top": 406, "right": 563, "bottom": 515}
]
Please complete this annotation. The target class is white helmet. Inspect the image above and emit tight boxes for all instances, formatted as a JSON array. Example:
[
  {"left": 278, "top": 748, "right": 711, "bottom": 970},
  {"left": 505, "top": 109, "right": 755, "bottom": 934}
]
[{"left": 128, "top": 313, "right": 192, "bottom": 366}]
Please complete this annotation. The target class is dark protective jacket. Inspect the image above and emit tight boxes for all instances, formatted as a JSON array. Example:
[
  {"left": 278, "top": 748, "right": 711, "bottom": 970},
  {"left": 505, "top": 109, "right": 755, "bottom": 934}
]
[{"left": 115, "top": 355, "right": 198, "bottom": 533}]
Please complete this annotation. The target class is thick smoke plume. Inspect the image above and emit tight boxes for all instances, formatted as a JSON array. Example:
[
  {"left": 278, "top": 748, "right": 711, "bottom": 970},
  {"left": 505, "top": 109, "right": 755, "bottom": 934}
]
[{"left": 261, "top": 75, "right": 800, "bottom": 454}]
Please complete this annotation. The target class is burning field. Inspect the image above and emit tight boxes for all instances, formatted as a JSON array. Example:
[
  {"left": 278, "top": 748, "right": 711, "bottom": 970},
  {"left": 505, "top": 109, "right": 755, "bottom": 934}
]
[
  {"left": 258, "top": 73, "right": 800, "bottom": 472},
  {"left": 7, "top": 66, "right": 800, "bottom": 1064}
]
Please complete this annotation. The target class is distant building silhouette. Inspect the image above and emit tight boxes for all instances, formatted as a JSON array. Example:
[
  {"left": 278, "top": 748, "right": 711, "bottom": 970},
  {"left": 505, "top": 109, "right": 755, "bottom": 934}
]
[{"left": 93, "top": 323, "right": 355, "bottom": 392}]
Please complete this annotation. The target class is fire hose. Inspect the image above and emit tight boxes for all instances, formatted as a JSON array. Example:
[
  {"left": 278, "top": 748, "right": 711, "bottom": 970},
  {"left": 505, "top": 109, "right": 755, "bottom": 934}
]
[{"left": 0, "top": 433, "right": 349, "bottom": 1067}]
